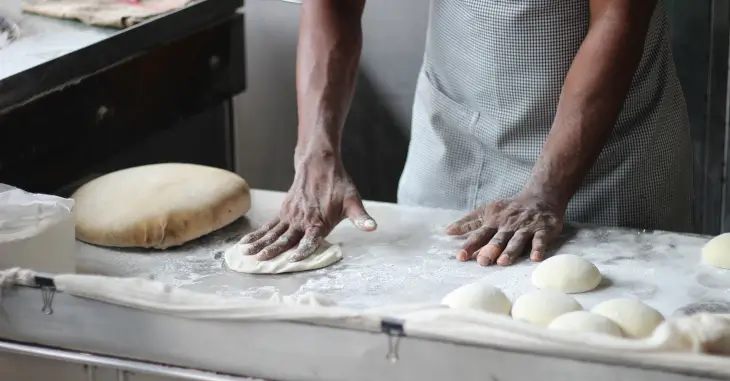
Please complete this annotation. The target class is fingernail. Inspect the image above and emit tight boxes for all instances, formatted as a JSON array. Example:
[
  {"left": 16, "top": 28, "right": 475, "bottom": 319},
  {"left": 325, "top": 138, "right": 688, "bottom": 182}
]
[
  {"left": 531, "top": 251, "right": 543, "bottom": 261},
  {"left": 456, "top": 250, "right": 469, "bottom": 261},
  {"left": 356, "top": 218, "right": 376, "bottom": 230},
  {"left": 477, "top": 256, "right": 492, "bottom": 266},
  {"left": 497, "top": 255, "right": 511, "bottom": 266}
]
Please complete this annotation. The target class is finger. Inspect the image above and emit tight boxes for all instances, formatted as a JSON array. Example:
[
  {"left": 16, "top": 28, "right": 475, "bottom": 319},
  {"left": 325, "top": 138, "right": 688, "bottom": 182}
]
[
  {"left": 497, "top": 231, "right": 530, "bottom": 266},
  {"left": 530, "top": 230, "right": 549, "bottom": 262},
  {"left": 242, "top": 222, "right": 289, "bottom": 255},
  {"left": 290, "top": 227, "right": 325, "bottom": 262},
  {"left": 257, "top": 227, "right": 304, "bottom": 261},
  {"left": 445, "top": 208, "right": 484, "bottom": 236},
  {"left": 456, "top": 226, "right": 496, "bottom": 261},
  {"left": 344, "top": 196, "right": 377, "bottom": 232},
  {"left": 476, "top": 230, "right": 514, "bottom": 266},
  {"left": 240, "top": 218, "right": 280, "bottom": 244}
]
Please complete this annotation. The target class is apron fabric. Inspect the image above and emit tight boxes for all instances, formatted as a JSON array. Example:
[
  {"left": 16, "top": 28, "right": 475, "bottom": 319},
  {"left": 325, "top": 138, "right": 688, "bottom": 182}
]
[{"left": 397, "top": 0, "right": 694, "bottom": 232}]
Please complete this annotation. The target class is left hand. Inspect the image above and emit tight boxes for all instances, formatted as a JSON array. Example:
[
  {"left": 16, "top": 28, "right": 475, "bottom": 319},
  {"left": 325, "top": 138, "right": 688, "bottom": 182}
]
[{"left": 445, "top": 193, "right": 565, "bottom": 266}]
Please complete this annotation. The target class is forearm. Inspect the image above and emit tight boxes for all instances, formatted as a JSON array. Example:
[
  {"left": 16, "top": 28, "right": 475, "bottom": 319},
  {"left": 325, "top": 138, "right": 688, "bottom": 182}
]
[
  {"left": 295, "top": 0, "right": 365, "bottom": 162},
  {"left": 525, "top": 0, "right": 658, "bottom": 209}
]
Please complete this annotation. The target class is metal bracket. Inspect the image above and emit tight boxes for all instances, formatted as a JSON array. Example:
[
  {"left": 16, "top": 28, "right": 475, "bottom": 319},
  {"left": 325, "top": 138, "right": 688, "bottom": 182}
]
[{"left": 381, "top": 318, "right": 405, "bottom": 364}]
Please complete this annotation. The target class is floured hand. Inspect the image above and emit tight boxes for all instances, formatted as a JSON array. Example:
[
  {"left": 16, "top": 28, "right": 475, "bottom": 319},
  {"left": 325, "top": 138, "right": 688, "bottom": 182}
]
[
  {"left": 445, "top": 193, "right": 564, "bottom": 267},
  {"left": 238, "top": 153, "right": 376, "bottom": 262}
]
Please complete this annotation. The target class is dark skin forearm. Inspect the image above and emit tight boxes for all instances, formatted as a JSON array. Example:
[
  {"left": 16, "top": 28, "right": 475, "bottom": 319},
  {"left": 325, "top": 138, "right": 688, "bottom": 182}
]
[
  {"left": 525, "top": 0, "right": 658, "bottom": 210},
  {"left": 238, "top": 0, "right": 374, "bottom": 262},
  {"left": 295, "top": 0, "right": 366, "bottom": 162},
  {"left": 446, "top": 0, "right": 662, "bottom": 267}
]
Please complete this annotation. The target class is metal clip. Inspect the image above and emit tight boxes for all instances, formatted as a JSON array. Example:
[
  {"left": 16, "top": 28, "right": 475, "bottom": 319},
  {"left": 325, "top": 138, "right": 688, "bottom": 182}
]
[
  {"left": 34, "top": 276, "right": 57, "bottom": 315},
  {"left": 85, "top": 365, "right": 96, "bottom": 381},
  {"left": 41, "top": 286, "right": 55, "bottom": 315},
  {"left": 381, "top": 318, "right": 405, "bottom": 364}
]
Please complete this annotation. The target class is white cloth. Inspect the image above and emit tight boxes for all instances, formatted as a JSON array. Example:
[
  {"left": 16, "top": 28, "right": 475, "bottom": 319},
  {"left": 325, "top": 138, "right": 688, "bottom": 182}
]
[
  {"left": 0, "top": 268, "right": 729, "bottom": 375},
  {"left": 52, "top": 273, "right": 378, "bottom": 328},
  {"left": 21, "top": 0, "right": 192, "bottom": 28}
]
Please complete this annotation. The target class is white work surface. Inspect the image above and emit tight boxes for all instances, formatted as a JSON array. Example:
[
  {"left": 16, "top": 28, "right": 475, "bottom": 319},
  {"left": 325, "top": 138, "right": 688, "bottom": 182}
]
[
  {"left": 77, "top": 190, "right": 730, "bottom": 316},
  {"left": 2, "top": 189, "right": 730, "bottom": 381}
]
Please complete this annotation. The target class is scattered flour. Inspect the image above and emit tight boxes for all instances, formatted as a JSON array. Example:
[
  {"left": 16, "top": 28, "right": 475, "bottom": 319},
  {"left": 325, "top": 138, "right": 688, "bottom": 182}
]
[{"left": 75, "top": 193, "right": 727, "bottom": 315}]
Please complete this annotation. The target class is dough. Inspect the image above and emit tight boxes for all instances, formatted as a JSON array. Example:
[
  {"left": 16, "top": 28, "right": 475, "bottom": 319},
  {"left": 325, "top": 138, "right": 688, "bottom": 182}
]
[
  {"left": 591, "top": 298, "right": 665, "bottom": 338},
  {"left": 548, "top": 311, "right": 623, "bottom": 337},
  {"left": 225, "top": 241, "right": 343, "bottom": 274},
  {"left": 441, "top": 283, "right": 511, "bottom": 315},
  {"left": 511, "top": 290, "right": 583, "bottom": 326},
  {"left": 702, "top": 233, "right": 730, "bottom": 269},
  {"left": 72, "top": 163, "right": 250, "bottom": 249},
  {"left": 532, "top": 254, "right": 602, "bottom": 293}
]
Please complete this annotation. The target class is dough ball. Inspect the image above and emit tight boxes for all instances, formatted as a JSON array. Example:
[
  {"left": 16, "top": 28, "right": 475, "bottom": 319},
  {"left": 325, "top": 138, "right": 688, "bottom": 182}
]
[
  {"left": 73, "top": 163, "right": 250, "bottom": 249},
  {"left": 511, "top": 290, "right": 583, "bottom": 326},
  {"left": 441, "top": 283, "right": 511, "bottom": 315},
  {"left": 531, "top": 254, "right": 602, "bottom": 293},
  {"left": 548, "top": 311, "right": 623, "bottom": 337},
  {"left": 702, "top": 233, "right": 730, "bottom": 269},
  {"left": 591, "top": 298, "right": 664, "bottom": 338}
]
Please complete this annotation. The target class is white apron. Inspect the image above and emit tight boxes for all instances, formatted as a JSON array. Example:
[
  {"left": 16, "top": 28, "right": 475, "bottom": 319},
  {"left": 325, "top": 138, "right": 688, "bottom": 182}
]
[{"left": 397, "top": 0, "right": 694, "bottom": 232}]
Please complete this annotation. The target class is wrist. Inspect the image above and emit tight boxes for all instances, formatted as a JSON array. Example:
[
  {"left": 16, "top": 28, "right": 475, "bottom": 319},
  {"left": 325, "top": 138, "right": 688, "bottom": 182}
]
[
  {"left": 519, "top": 182, "right": 570, "bottom": 212},
  {"left": 294, "top": 143, "right": 340, "bottom": 169},
  {"left": 522, "top": 158, "right": 575, "bottom": 211},
  {"left": 294, "top": 124, "right": 341, "bottom": 160}
]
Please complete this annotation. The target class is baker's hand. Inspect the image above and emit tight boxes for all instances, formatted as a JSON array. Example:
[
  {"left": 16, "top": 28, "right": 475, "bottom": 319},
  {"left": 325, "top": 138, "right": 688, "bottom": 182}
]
[
  {"left": 238, "top": 154, "right": 377, "bottom": 261},
  {"left": 445, "top": 193, "right": 564, "bottom": 266}
]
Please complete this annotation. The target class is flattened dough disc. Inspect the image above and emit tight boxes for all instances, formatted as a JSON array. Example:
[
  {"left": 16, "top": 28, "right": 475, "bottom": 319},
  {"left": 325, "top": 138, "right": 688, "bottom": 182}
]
[{"left": 224, "top": 241, "right": 343, "bottom": 274}]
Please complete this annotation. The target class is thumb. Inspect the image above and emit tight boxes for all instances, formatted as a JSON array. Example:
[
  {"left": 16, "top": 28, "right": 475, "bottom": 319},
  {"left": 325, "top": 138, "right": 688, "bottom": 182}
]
[{"left": 343, "top": 195, "right": 377, "bottom": 232}]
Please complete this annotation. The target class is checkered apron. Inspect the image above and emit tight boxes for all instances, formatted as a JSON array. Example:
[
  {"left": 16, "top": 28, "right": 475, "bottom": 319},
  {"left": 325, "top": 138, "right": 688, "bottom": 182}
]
[{"left": 397, "top": 0, "right": 694, "bottom": 232}]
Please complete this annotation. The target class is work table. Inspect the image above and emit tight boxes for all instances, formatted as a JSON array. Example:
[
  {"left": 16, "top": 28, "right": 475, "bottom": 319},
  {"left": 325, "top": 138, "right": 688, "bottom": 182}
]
[{"left": 76, "top": 190, "right": 729, "bottom": 316}]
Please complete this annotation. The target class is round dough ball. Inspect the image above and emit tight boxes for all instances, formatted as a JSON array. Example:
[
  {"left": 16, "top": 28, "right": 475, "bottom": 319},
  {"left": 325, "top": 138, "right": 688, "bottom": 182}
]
[
  {"left": 591, "top": 298, "right": 664, "bottom": 338},
  {"left": 702, "top": 233, "right": 730, "bottom": 269},
  {"left": 532, "top": 254, "right": 602, "bottom": 293},
  {"left": 72, "top": 163, "right": 250, "bottom": 249},
  {"left": 441, "top": 283, "right": 511, "bottom": 315},
  {"left": 511, "top": 290, "right": 583, "bottom": 326},
  {"left": 548, "top": 311, "right": 623, "bottom": 337}
]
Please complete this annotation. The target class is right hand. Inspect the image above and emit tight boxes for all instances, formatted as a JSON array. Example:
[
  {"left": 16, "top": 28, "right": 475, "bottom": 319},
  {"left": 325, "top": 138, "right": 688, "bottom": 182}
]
[{"left": 238, "top": 153, "right": 377, "bottom": 261}]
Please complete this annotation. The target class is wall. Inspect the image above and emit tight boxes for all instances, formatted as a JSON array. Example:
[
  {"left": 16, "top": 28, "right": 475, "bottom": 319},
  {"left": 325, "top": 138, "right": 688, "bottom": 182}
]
[{"left": 234, "top": 0, "right": 429, "bottom": 201}]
